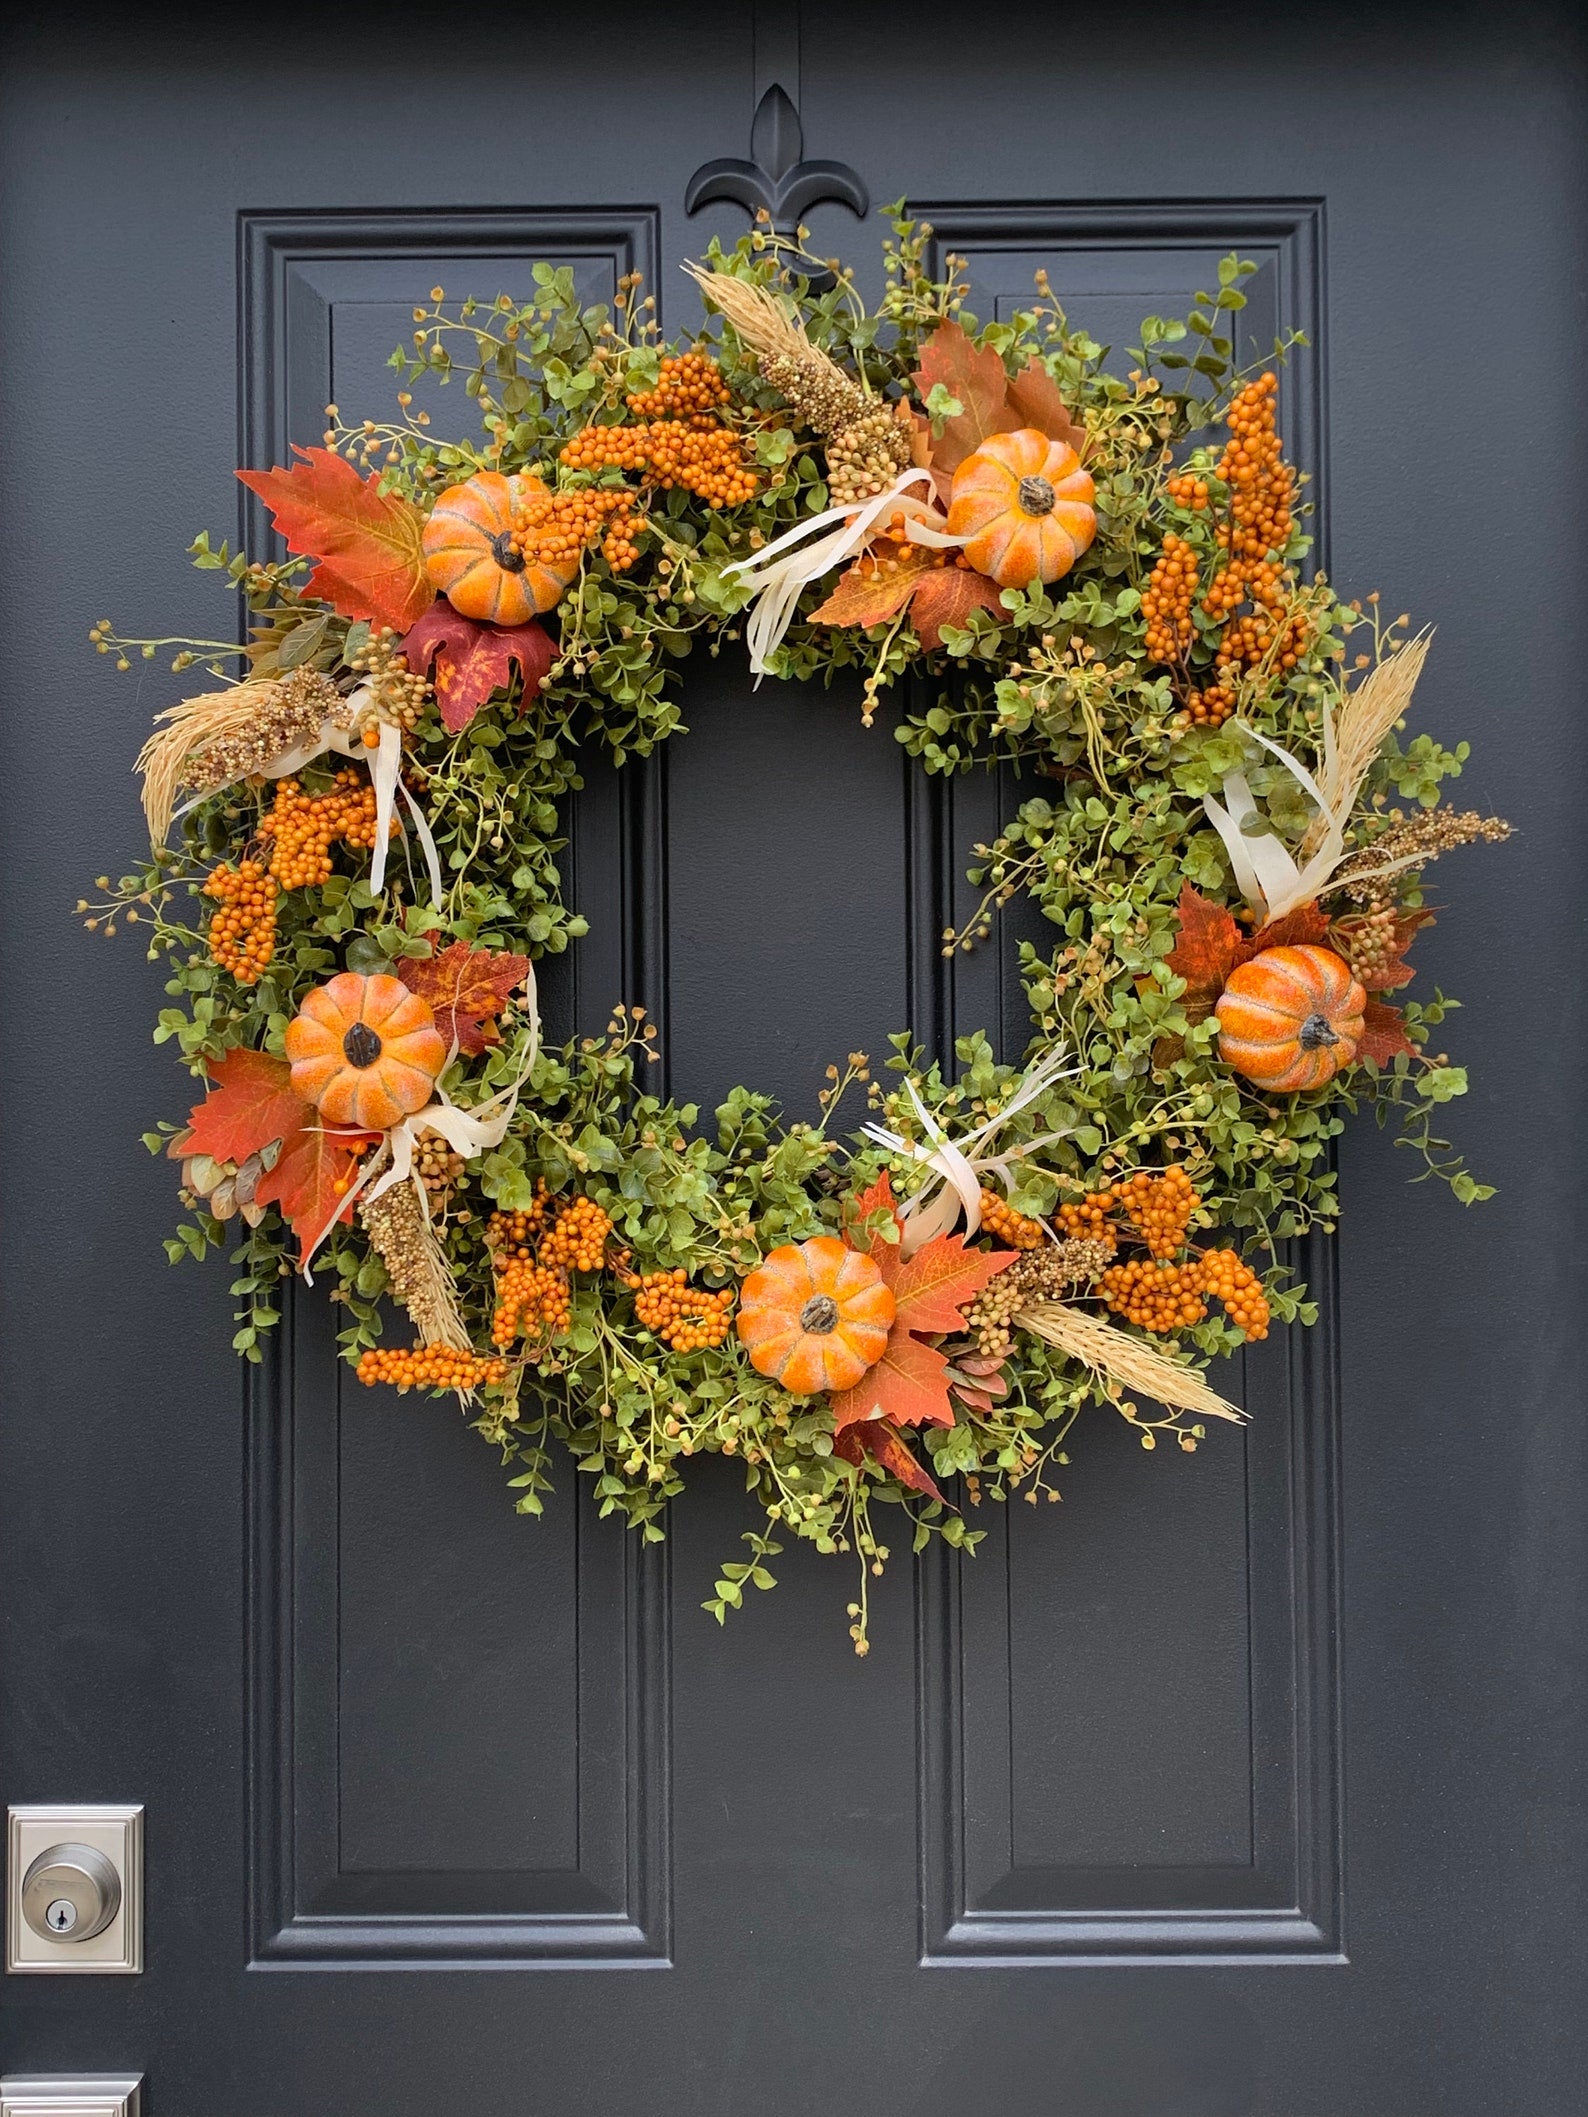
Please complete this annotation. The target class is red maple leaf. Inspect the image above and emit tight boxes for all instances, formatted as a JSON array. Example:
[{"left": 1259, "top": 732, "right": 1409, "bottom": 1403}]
[
  {"left": 397, "top": 940, "right": 531, "bottom": 1056},
  {"left": 254, "top": 1121, "right": 378, "bottom": 1259},
  {"left": 1163, "top": 883, "right": 1245, "bottom": 1019},
  {"left": 183, "top": 1049, "right": 311, "bottom": 1166},
  {"left": 400, "top": 602, "right": 557, "bottom": 733},
  {"left": 911, "top": 320, "right": 1022, "bottom": 472},
  {"left": 1356, "top": 997, "right": 1417, "bottom": 1068},
  {"left": 238, "top": 447, "right": 433, "bottom": 633},
  {"left": 832, "top": 1419, "right": 945, "bottom": 1504}
]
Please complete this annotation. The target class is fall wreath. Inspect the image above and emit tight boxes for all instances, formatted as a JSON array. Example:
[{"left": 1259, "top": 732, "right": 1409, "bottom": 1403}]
[{"left": 90, "top": 213, "right": 1509, "bottom": 1648}]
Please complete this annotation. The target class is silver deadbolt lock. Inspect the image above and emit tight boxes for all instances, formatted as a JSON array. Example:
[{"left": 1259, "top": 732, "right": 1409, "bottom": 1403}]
[{"left": 19, "top": 1843, "right": 122, "bottom": 1945}]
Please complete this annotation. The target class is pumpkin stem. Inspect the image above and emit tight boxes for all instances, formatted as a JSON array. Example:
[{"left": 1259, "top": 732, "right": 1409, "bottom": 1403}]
[
  {"left": 489, "top": 530, "right": 526, "bottom": 574},
  {"left": 1297, "top": 1011, "right": 1339, "bottom": 1050},
  {"left": 799, "top": 1294, "right": 840, "bottom": 1335},
  {"left": 342, "top": 1021, "right": 384, "bottom": 1068},
  {"left": 1017, "top": 474, "right": 1056, "bottom": 517}
]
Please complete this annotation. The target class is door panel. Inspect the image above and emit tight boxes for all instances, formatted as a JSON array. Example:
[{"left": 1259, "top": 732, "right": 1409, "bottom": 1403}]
[{"left": 3, "top": 4, "right": 1585, "bottom": 2113}]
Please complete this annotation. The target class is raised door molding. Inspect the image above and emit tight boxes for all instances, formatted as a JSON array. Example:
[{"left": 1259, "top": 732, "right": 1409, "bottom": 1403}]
[
  {"left": 911, "top": 200, "right": 1343, "bottom": 1965},
  {"left": 240, "top": 210, "right": 669, "bottom": 1969}
]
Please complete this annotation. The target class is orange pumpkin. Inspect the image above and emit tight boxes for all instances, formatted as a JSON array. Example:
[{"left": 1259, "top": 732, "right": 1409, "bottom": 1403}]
[
  {"left": 285, "top": 972, "right": 447, "bottom": 1131},
  {"left": 422, "top": 471, "right": 574, "bottom": 624},
  {"left": 736, "top": 1236, "right": 896, "bottom": 1395},
  {"left": 1215, "top": 944, "right": 1367, "bottom": 1093},
  {"left": 945, "top": 428, "right": 1096, "bottom": 588}
]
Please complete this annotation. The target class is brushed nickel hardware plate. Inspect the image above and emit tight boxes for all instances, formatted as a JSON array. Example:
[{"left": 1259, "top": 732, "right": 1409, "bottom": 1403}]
[
  {"left": 0, "top": 2078, "right": 142, "bottom": 2117},
  {"left": 5, "top": 1807, "right": 142, "bottom": 1975}
]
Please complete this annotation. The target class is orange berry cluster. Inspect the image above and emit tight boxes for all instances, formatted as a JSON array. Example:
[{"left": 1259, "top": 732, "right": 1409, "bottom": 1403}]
[
  {"left": 356, "top": 1344, "right": 508, "bottom": 1392},
  {"left": 1057, "top": 1166, "right": 1199, "bottom": 1259},
  {"left": 1100, "top": 1256, "right": 1212, "bottom": 1333},
  {"left": 261, "top": 771, "right": 387, "bottom": 890},
  {"left": 203, "top": 860, "right": 278, "bottom": 983},
  {"left": 1200, "top": 372, "right": 1301, "bottom": 673},
  {"left": 1166, "top": 471, "right": 1211, "bottom": 511},
  {"left": 1178, "top": 677, "right": 1238, "bottom": 729},
  {"left": 1100, "top": 1248, "right": 1269, "bottom": 1341},
  {"left": 1142, "top": 532, "right": 1199, "bottom": 664},
  {"left": 630, "top": 1268, "right": 735, "bottom": 1353},
  {"left": 560, "top": 419, "right": 758, "bottom": 508},
  {"left": 978, "top": 1187, "right": 1046, "bottom": 1250},
  {"left": 539, "top": 1195, "right": 615, "bottom": 1273},
  {"left": 486, "top": 1191, "right": 613, "bottom": 1348},
  {"left": 510, "top": 485, "right": 646, "bottom": 573},
  {"left": 624, "top": 350, "right": 732, "bottom": 422}
]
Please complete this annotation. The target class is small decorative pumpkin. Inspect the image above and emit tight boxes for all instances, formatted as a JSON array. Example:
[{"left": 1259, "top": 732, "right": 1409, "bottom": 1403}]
[
  {"left": 285, "top": 971, "right": 447, "bottom": 1131},
  {"left": 1215, "top": 944, "right": 1367, "bottom": 1093},
  {"left": 945, "top": 428, "right": 1096, "bottom": 588},
  {"left": 422, "top": 470, "right": 574, "bottom": 625},
  {"left": 736, "top": 1236, "right": 896, "bottom": 1395}
]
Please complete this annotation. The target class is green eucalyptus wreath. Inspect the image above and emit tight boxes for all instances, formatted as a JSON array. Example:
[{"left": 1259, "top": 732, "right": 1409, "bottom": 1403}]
[{"left": 90, "top": 210, "right": 1507, "bottom": 1649}]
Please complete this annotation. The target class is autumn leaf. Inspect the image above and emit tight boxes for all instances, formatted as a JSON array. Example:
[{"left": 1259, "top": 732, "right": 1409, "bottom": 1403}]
[
  {"left": 1243, "top": 901, "right": 1331, "bottom": 957},
  {"left": 183, "top": 1049, "right": 310, "bottom": 1166},
  {"left": 254, "top": 1121, "right": 377, "bottom": 1259},
  {"left": 1005, "top": 358, "right": 1090, "bottom": 459},
  {"left": 238, "top": 447, "right": 433, "bottom": 633},
  {"left": 908, "top": 566, "right": 1007, "bottom": 649},
  {"left": 832, "top": 1419, "right": 945, "bottom": 1504},
  {"left": 911, "top": 320, "right": 1021, "bottom": 472},
  {"left": 830, "top": 1328, "right": 954, "bottom": 1431},
  {"left": 892, "top": 1230, "right": 1016, "bottom": 1334},
  {"left": 400, "top": 602, "right": 557, "bottom": 733},
  {"left": 810, "top": 546, "right": 937, "bottom": 633},
  {"left": 843, "top": 1169, "right": 903, "bottom": 1279},
  {"left": 1356, "top": 997, "right": 1417, "bottom": 1068},
  {"left": 1163, "top": 883, "right": 1245, "bottom": 1020},
  {"left": 398, "top": 940, "right": 531, "bottom": 1056}
]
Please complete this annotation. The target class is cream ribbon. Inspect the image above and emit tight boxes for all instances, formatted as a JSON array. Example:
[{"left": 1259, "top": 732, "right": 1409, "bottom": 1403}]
[
  {"left": 723, "top": 468, "right": 961, "bottom": 676},
  {"left": 861, "top": 1046, "right": 1080, "bottom": 1256}
]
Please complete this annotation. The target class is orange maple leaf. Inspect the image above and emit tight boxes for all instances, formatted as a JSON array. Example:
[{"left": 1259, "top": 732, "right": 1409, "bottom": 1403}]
[
  {"left": 238, "top": 447, "right": 433, "bottom": 633},
  {"left": 183, "top": 1049, "right": 311, "bottom": 1166},
  {"left": 908, "top": 566, "right": 1007, "bottom": 649},
  {"left": 828, "top": 1183, "right": 1016, "bottom": 1432},
  {"left": 397, "top": 941, "right": 530, "bottom": 1057},
  {"left": 1163, "top": 883, "right": 1245, "bottom": 1019},
  {"left": 1006, "top": 357, "right": 1092, "bottom": 460},
  {"left": 911, "top": 320, "right": 1022, "bottom": 473},
  {"left": 809, "top": 545, "right": 937, "bottom": 632},
  {"left": 891, "top": 1230, "right": 1016, "bottom": 1335},
  {"left": 1246, "top": 902, "right": 1331, "bottom": 955},
  {"left": 830, "top": 1329, "right": 954, "bottom": 1431},
  {"left": 254, "top": 1120, "right": 378, "bottom": 1260},
  {"left": 400, "top": 603, "right": 556, "bottom": 733}
]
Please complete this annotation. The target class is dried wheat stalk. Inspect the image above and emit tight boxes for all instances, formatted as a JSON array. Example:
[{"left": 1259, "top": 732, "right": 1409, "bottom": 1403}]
[
  {"left": 136, "top": 668, "right": 338, "bottom": 842},
  {"left": 1017, "top": 1301, "right": 1245, "bottom": 1423}
]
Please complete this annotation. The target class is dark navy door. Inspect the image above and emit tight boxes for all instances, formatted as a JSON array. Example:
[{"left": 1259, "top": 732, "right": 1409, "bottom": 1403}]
[{"left": 3, "top": 2, "right": 1585, "bottom": 2111}]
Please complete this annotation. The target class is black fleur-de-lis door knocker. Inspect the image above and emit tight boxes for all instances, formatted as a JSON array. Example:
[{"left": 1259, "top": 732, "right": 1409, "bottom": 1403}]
[{"left": 686, "top": 81, "right": 868, "bottom": 251}]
